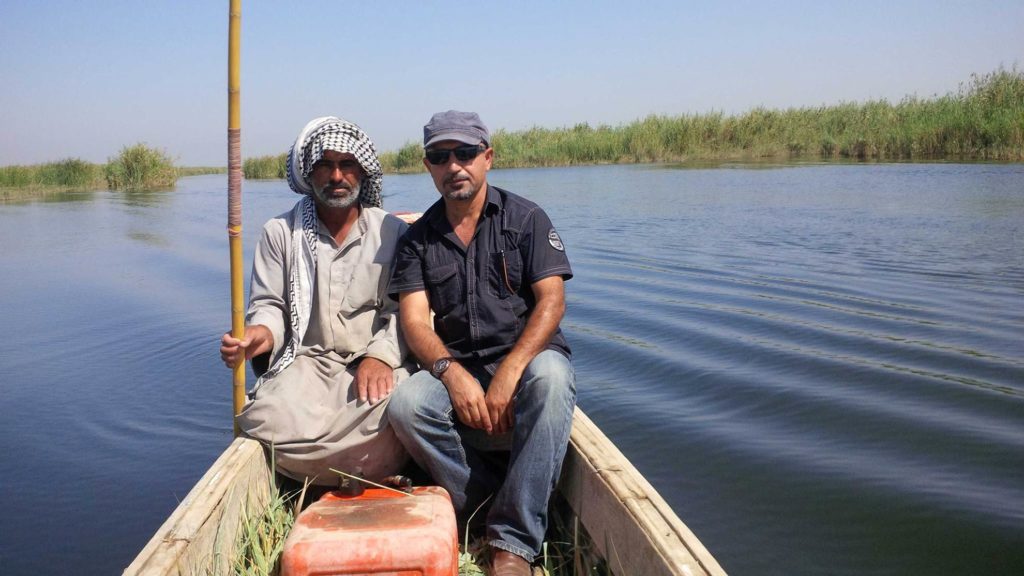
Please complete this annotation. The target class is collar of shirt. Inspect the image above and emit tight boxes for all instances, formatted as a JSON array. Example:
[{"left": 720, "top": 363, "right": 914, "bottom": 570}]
[{"left": 315, "top": 205, "right": 368, "bottom": 251}]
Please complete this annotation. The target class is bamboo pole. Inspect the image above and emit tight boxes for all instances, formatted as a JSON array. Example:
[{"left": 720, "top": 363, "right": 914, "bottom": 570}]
[{"left": 227, "top": 0, "right": 245, "bottom": 436}]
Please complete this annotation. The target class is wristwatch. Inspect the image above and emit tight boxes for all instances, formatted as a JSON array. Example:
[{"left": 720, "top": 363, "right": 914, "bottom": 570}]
[{"left": 430, "top": 356, "right": 456, "bottom": 379}]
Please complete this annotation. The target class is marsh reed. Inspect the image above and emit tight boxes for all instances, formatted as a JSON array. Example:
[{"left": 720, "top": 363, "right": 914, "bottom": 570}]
[
  {"left": 378, "top": 67, "right": 1024, "bottom": 169},
  {"left": 487, "top": 67, "right": 1024, "bottom": 167},
  {"left": 0, "top": 158, "right": 103, "bottom": 190},
  {"left": 2, "top": 148, "right": 224, "bottom": 200},
  {"left": 4, "top": 68, "right": 1020, "bottom": 199},
  {"left": 242, "top": 141, "right": 426, "bottom": 180},
  {"left": 104, "top": 143, "right": 177, "bottom": 190},
  {"left": 243, "top": 155, "right": 288, "bottom": 180},
  {"left": 357, "top": 68, "right": 1024, "bottom": 175}
]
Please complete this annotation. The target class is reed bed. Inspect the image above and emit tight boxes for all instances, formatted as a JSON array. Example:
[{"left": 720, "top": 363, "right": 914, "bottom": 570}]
[
  {"left": 489, "top": 67, "right": 1024, "bottom": 166},
  {"left": 105, "top": 143, "right": 177, "bottom": 191},
  {"left": 243, "top": 154, "right": 288, "bottom": 180},
  {"left": 359, "top": 68, "right": 1024, "bottom": 174},
  {"left": 178, "top": 166, "right": 227, "bottom": 177},
  {"left": 4, "top": 68, "right": 1019, "bottom": 199},
  {"left": 0, "top": 158, "right": 104, "bottom": 192},
  {"left": 242, "top": 141, "right": 426, "bottom": 180},
  {"left": 379, "top": 142, "right": 427, "bottom": 173},
  {"left": 1, "top": 159, "right": 220, "bottom": 200},
  {"left": 1, "top": 158, "right": 106, "bottom": 201}
]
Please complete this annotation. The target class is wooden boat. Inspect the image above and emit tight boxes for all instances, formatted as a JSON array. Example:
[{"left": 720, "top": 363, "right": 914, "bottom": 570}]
[{"left": 124, "top": 408, "right": 726, "bottom": 575}]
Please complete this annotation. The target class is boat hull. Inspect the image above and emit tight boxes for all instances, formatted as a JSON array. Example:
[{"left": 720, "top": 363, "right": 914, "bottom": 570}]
[{"left": 124, "top": 408, "right": 726, "bottom": 575}]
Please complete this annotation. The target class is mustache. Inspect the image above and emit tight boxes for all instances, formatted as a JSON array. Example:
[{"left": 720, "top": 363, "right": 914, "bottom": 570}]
[
  {"left": 324, "top": 183, "right": 354, "bottom": 191},
  {"left": 319, "top": 184, "right": 356, "bottom": 195},
  {"left": 443, "top": 173, "right": 469, "bottom": 186}
]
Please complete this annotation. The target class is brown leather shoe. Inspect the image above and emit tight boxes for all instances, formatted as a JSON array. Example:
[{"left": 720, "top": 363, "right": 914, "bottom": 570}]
[{"left": 491, "top": 550, "right": 531, "bottom": 576}]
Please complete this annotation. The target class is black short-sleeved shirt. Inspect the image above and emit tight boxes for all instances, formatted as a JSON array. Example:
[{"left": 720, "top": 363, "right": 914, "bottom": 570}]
[{"left": 389, "top": 185, "right": 572, "bottom": 373}]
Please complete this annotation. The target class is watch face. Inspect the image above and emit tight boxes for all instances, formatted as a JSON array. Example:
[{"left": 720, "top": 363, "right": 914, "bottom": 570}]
[{"left": 432, "top": 358, "right": 450, "bottom": 377}]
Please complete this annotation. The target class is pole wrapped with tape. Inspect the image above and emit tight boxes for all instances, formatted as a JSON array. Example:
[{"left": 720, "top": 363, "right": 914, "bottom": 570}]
[{"left": 227, "top": 0, "right": 245, "bottom": 435}]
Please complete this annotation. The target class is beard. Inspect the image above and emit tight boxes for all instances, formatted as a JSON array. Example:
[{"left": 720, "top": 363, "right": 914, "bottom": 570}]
[
  {"left": 313, "top": 179, "right": 360, "bottom": 209},
  {"left": 444, "top": 188, "right": 474, "bottom": 201},
  {"left": 442, "top": 173, "right": 478, "bottom": 201}
]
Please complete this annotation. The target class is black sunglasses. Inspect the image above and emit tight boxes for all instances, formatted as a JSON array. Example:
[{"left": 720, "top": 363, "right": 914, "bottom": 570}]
[{"left": 425, "top": 145, "right": 485, "bottom": 166}]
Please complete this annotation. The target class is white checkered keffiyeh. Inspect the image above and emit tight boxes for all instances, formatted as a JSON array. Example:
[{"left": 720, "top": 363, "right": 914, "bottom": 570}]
[{"left": 286, "top": 116, "right": 383, "bottom": 208}]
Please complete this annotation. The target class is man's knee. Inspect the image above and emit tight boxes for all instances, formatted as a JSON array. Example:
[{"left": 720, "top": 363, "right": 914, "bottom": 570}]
[
  {"left": 388, "top": 371, "right": 447, "bottom": 428},
  {"left": 519, "top": 350, "right": 576, "bottom": 406},
  {"left": 385, "top": 376, "right": 418, "bottom": 428}
]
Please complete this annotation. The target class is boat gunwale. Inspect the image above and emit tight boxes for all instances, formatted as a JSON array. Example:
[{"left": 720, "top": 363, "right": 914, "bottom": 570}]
[{"left": 124, "top": 408, "right": 726, "bottom": 575}]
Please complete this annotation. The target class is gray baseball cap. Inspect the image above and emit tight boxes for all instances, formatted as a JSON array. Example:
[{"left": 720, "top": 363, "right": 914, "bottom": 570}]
[{"left": 423, "top": 110, "right": 490, "bottom": 148}]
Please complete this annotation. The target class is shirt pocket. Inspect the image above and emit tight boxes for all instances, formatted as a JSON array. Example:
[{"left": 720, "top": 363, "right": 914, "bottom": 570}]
[
  {"left": 425, "top": 262, "right": 462, "bottom": 316},
  {"left": 345, "top": 263, "right": 383, "bottom": 311},
  {"left": 488, "top": 248, "right": 523, "bottom": 299}
]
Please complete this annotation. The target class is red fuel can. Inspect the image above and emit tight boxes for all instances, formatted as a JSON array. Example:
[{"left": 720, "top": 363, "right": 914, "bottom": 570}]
[{"left": 280, "top": 486, "right": 458, "bottom": 576}]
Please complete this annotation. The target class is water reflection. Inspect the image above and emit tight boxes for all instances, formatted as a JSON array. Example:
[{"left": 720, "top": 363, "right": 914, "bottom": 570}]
[
  {"left": 658, "top": 159, "right": 819, "bottom": 170},
  {"left": 127, "top": 230, "right": 170, "bottom": 247},
  {"left": 115, "top": 188, "right": 176, "bottom": 207},
  {"left": 0, "top": 187, "right": 177, "bottom": 207},
  {"left": 0, "top": 188, "right": 98, "bottom": 205}
]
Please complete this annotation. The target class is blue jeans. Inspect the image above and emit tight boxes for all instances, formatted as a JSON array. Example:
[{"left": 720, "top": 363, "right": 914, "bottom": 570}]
[{"left": 388, "top": 350, "right": 576, "bottom": 562}]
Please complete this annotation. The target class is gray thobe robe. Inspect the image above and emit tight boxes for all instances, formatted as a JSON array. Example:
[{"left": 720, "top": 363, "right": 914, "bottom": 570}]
[{"left": 236, "top": 205, "right": 411, "bottom": 485}]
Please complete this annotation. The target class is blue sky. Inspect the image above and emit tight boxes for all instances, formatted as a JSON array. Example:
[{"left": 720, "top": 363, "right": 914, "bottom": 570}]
[{"left": 1, "top": 1, "right": 1021, "bottom": 166}]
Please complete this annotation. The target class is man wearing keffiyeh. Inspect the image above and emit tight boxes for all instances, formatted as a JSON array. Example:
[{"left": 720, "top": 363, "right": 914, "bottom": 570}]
[{"left": 219, "top": 117, "right": 413, "bottom": 485}]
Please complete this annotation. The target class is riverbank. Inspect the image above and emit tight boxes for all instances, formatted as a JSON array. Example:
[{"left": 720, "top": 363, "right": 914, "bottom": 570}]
[
  {"left": 0, "top": 160, "right": 224, "bottom": 202},
  {"left": 484, "top": 68, "right": 1023, "bottom": 168},
  {"left": 240, "top": 68, "right": 1023, "bottom": 178},
  {"left": 4, "top": 68, "right": 1021, "bottom": 196}
]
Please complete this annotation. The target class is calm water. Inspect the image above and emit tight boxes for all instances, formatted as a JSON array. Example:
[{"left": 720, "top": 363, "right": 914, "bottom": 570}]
[{"left": 1, "top": 163, "right": 1022, "bottom": 575}]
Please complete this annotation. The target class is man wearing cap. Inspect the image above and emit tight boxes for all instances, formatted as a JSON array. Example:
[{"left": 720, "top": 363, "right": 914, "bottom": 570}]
[
  {"left": 219, "top": 117, "right": 412, "bottom": 486},
  {"left": 388, "top": 111, "right": 575, "bottom": 574}
]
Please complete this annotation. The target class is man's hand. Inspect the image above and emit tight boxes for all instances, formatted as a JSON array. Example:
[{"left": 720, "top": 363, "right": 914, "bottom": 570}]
[
  {"left": 485, "top": 368, "right": 519, "bottom": 435},
  {"left": 443, "top": 363, "right": 493, "bottom": 433},
  {"left": 220, "top": 325, "right": 273, "bottom": 368},
  {"left": 479, "top": 275, "right": 565, "bottom": 434},
  {"left": 355, "top": 357, "right": 394, "bottom": 404}
]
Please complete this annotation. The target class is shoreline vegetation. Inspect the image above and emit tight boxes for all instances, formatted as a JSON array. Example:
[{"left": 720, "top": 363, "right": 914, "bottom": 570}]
[
  {"left": 0, "top": 144, "right": 226, "bottom": 202},
  {"left": 3, "top": 68, "right": 1021, "bottom": 200}
]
